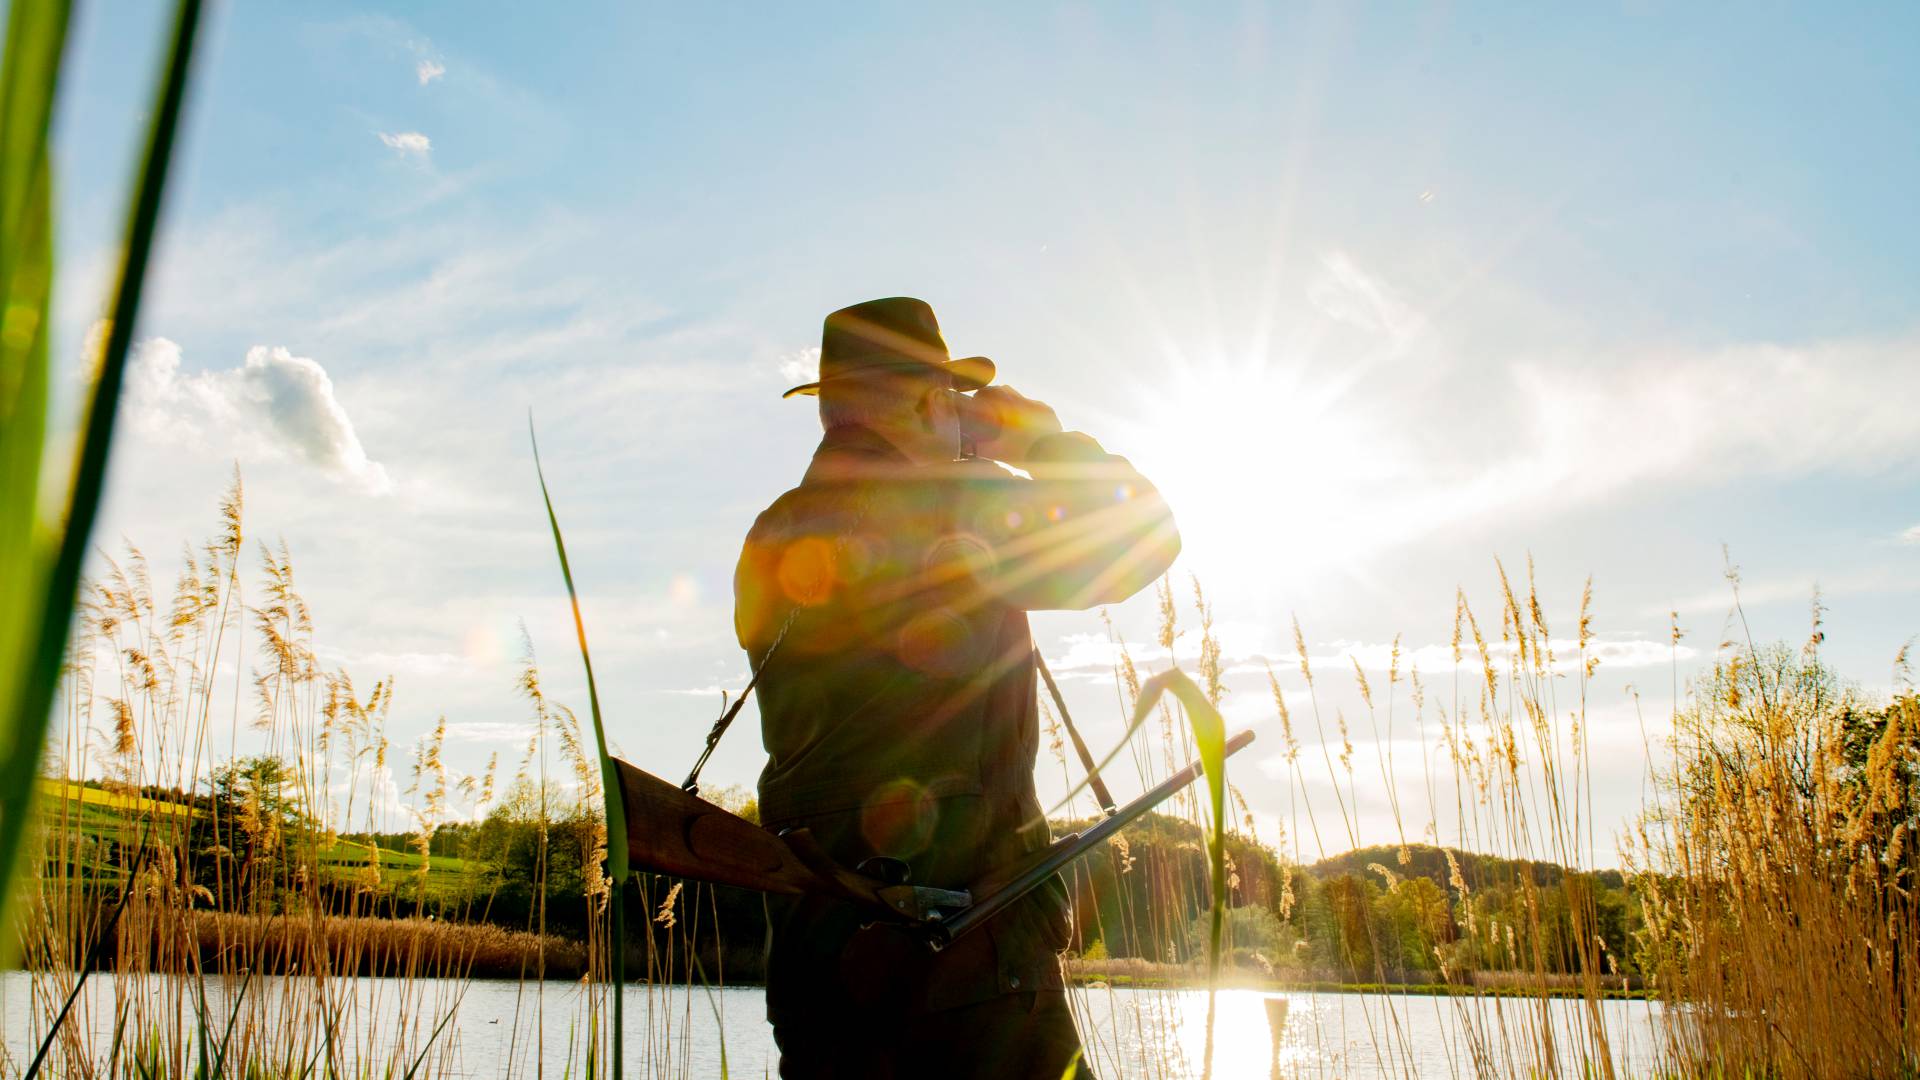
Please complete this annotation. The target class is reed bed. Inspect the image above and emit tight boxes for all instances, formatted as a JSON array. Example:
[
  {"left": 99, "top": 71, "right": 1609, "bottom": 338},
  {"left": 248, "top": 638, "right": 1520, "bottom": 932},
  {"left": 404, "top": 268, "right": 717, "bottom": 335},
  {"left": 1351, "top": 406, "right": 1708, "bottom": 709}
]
[
  {"left": 1054, "top": 568, "right": 1912, "bottom": 1079},
  {"left": 1627, "top": 593, "right": 1918, "bottom": 1076},
  {"left": 12, "top": 470, "right": 1913, "bottom": 1079},
  {"left": 163, "top": 913, "right": 587, "bottom": 981},
  {"left": 7, "top": 477, "right": 713, "bottom": 1078}
]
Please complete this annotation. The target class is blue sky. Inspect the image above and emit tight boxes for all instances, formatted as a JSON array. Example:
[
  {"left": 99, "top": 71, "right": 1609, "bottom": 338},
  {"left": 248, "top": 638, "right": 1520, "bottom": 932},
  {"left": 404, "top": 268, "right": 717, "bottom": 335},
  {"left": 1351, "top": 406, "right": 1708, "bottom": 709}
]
[{"left": 48, "top": 3, "right": 1919, "bottom": 858}]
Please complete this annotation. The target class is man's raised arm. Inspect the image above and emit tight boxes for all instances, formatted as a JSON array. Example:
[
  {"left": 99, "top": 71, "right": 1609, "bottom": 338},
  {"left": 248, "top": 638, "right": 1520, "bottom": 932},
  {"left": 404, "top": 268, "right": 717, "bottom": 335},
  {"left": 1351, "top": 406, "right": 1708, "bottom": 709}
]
[{"left": 948, "top": 387, "right": 1180, "bottom": 611}]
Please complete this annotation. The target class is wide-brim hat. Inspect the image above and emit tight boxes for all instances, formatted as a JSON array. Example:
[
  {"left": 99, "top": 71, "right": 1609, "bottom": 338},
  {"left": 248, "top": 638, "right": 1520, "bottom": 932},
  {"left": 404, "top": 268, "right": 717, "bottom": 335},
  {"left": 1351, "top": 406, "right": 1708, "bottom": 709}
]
[{"left": 782, "top": 296, "right": 995, "bottom": 399}]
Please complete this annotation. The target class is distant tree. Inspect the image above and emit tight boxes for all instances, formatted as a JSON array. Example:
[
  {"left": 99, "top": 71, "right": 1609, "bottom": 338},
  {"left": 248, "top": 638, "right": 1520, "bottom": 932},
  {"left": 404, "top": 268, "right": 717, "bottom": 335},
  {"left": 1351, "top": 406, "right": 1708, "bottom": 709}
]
[
  {"left": 1188, "top": 903, "right": 1285, "bottom": 961},
  {"left": 462, "top": 778, "right": 598, "bottom": 933},
  {"left": 703, "top": 783, "right": 760, "bottom": 825},
  {"left": 1320, "top": 873, "right": 1377, "bottom": 978},
  {"left": 202, "top": 754, "right": 307, "bottom": 904},
  {"left": 1674, "top": 643, "right": 1850, "bottom": 813},
  {"left": 1371, "top": 875, "right": 1451, "bottom": 976}
]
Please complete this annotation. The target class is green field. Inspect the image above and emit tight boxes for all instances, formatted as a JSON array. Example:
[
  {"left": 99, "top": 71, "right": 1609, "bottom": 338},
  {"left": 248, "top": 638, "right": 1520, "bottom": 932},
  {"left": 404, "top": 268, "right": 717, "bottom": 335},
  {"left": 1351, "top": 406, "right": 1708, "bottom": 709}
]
[{"left": 39, "top": 779, "right": 481, "bottom": 904}]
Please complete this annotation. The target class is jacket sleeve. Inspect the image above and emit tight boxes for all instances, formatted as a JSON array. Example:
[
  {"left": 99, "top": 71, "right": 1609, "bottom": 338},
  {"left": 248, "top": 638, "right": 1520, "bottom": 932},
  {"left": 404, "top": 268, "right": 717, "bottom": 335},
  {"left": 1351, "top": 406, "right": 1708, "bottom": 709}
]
[{"left": 945, "top": 431, "right": 1180, "bottom": 612}]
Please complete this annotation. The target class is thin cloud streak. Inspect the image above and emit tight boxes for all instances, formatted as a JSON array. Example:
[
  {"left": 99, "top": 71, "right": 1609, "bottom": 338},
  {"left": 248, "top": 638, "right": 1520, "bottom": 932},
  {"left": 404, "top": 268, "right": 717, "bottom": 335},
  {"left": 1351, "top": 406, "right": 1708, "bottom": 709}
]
[
  {"left": 377, "top": 130, "right": 431, "bottom": 158},
  {"left": 1048, "top": 628, "right": 1695, "bottom": 681},
  {"left": 443, "top": 721, "right": 534, "bottom": 744}
]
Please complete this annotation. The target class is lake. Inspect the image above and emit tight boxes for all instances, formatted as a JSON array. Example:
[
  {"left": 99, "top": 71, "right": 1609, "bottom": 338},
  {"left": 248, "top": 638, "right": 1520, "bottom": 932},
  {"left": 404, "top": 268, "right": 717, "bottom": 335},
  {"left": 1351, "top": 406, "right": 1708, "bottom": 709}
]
[{"left": 2, "top": 973, "right": 1666, "bottom": 1077}]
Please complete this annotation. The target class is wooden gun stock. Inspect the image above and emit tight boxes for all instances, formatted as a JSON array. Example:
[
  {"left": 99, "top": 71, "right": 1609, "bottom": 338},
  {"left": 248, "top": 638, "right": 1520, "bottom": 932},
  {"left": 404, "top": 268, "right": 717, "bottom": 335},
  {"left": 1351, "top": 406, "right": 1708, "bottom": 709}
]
[
  {"left": 611, "top": 759, "right": 968, "bottom": 923},
  {"left": 612, "top": 758, "right": 815, "bottom": 895},
  {"left": 613, "top": 727, "right": 1257, "bottom": 945}
]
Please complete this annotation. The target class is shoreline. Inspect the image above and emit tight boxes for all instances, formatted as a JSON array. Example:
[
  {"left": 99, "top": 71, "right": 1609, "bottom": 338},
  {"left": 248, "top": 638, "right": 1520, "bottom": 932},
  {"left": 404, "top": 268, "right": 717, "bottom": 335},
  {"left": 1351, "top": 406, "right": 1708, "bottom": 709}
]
[
  {"left": 4, "top": 965, "right": 1652, "bottom": 1001},
  {"left": 1064, "top": 974, "right": 1652, "bottom": 1001},
  {"left": 24, "top": 906, "right": 1649, "bottom": 999}
]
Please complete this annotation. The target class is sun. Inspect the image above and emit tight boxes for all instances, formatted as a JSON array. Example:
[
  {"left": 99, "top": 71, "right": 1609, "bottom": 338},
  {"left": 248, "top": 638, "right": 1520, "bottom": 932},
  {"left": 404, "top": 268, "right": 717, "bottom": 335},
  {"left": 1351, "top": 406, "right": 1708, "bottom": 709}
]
[{"left": 1111, "top": 355, "right": 1391, "bottom": 594}]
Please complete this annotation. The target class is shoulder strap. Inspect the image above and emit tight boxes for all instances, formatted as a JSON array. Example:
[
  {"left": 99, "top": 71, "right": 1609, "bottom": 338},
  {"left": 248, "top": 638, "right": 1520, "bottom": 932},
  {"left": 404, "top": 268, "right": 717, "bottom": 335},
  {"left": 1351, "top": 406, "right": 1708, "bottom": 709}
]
[
  {"left": 682, "top": 608, "right": 796, "bottom": 795},
  {"left": 686, "top": 477, "right": 875, "bottom": 796},
  {"left": 1034, "top": 648, "right": 1118, "bottom": 816}
]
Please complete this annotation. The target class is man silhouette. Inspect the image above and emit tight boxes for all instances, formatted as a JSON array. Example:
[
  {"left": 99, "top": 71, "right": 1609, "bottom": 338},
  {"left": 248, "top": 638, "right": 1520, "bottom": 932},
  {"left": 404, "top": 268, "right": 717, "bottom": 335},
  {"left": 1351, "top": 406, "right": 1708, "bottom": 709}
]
[{"left": 735, "top": 297, "right": 1180, "bottom": 1078}]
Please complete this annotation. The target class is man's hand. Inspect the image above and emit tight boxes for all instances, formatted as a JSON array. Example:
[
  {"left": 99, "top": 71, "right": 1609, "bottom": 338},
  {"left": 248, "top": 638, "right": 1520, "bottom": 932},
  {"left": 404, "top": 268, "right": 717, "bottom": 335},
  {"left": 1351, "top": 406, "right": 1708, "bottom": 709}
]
[{"left": 965, "top": 385, "right": 1063, "bottom": 465}]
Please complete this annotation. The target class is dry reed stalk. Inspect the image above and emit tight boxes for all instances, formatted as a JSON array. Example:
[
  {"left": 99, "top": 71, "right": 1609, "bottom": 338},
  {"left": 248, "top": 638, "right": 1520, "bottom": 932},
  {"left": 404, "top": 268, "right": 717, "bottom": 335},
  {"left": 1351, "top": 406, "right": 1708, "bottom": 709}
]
[{"left": 15, "top": 482, "right": 736, "bottom": 1079}]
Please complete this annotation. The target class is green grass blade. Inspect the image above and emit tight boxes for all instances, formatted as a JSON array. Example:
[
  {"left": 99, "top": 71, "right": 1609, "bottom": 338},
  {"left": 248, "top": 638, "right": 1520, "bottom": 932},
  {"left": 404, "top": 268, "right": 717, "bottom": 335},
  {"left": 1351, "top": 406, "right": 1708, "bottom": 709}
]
[
  {"left": 1037, "top": 687, "right": 1157, "bottom": 823},
  {"left": 529, "top": 415, "right": 626, "bottom": 1079},
  {"left": 25, "top": 822, "right": 157, "bottom": 1079},
  {"left": 210, "top": 960, "right": 258, "bottom": 1079},
  {"left": 563, "top": 1014, "right": 577, "bottom": 1080},
  {"left": 319, "top": 990, "right": 340, "bottom": 1078},
  {"left": 106, "top": 997, "right": 130, "bottom": 1073},
  {"left": 609, "top": 881, "right": 626, "bottom": 1078},
  {"left": 527, "top": 417, "right": 626, "bottom": 878},
  {"left": 399, "top": 982, "right": 469, "bottom": 1080},
  {"left": 1084, "top": 668, "right": 1228, "bottom": 1080},
  {"left": 689, "top": 952, "right": 729, "bottom": 1080},
  {"left": 1041, "top": 667, "right": 1218, "bottom": 821},
  {"left": 0, "top": 0, "right": 69, "bottom": 268},
  {"left": 134, "top": 1031, "right": 159, "bottom": 1080},
  {"left": 193, "top": 978, "right": 213, "bottom": 1080},
  {"left": 0, "top": 0, "right": 204, "bottom": 945},
  {"left": 0, "top": 0, "right": 71, "bottom": 963}
]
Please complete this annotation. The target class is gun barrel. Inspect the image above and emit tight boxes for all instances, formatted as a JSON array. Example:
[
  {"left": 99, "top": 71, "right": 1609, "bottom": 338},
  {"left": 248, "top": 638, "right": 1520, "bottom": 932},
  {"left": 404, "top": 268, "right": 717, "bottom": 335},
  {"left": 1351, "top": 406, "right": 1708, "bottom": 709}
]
[{"left": 926, "top": 728, "right": 1256, "bottom": 948}]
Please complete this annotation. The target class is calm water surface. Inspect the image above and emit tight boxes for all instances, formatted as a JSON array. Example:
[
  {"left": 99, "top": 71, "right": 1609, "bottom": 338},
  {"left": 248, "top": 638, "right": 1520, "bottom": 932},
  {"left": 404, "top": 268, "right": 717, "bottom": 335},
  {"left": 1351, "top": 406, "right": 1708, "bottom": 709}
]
[{"left": 2, "top": 973, "right": 1664, "bottom": 1077}]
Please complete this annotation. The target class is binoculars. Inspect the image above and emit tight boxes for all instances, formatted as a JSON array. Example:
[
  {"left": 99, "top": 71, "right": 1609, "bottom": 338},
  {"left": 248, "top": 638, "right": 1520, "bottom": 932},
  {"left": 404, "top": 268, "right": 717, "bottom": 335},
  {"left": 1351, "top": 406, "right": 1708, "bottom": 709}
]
[
  {"left": 954, "top": 390, "right": 1004, "bottom": 446},
  {"left": 953, "top": 390, "right": 1006, "bottom": 461}
]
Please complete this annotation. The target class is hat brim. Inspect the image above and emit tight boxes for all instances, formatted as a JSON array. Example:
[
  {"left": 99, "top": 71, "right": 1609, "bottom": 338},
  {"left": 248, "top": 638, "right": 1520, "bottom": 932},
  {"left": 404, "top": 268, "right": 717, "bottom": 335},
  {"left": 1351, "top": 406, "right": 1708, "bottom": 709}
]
[{"left": 782, "top": 355, "right": 995, "bottom": 399}]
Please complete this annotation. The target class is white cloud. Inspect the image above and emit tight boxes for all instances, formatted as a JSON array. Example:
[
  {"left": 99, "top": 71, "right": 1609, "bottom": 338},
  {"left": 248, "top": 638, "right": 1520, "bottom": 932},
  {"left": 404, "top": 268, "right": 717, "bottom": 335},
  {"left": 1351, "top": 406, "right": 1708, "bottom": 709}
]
[
  {"left": 1042, "top": 621, "right": 1280, "bottom": 683},
  {"left": 1049, "top": 629, "right": 1694, "bottom": 685},
  {"left": 377, "top": 131, "right": 431, "bottom": 158},
  {"left": 777, "top": 346, "right": 819, "bottom": 385},
  {"left": 1222, "top": 332, "right": 1920, "bottom": 562},
  {"left": 659, "top": 681, "right": 747, "bottom": 697},
  {"left": 319, "top": 647, "right": 473, "bottom": 676},
  {"left": 416, "top": 59, "right": 445, "bottom": 85},
  {"left": 128, "top": 338, "right": 393, "bottom": 494},
  {"left": 325, "top": 759, "right": 413, "bottom": 832},
  {"left": 1307, "top": 252, "right": 1421, "bottom": 340},
  {"left": 1281, "top": 635, "right": 1698, "bottom": 677},
  {"left": 1656, "top": 564, "right": 1920, "bottom": 619},
  {"left": 1903, "top": 524, "right": 1920, "bottom": 545},
  {"left": 443, "top": 721, "right": 534, "bottom": 744},
  {"left": 1510, "top": 336, "right": 1920, "bottom": 499},
  {"left": 1043, "top": 632, "right": 1166, "bottom": 675}
]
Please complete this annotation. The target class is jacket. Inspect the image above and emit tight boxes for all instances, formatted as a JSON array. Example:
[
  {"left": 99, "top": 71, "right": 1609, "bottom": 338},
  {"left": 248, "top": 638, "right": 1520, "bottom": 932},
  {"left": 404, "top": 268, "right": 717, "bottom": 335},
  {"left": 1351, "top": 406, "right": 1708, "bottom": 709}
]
[{"left": 734, "top": 422, "right": 1178, "bottom": 1014}]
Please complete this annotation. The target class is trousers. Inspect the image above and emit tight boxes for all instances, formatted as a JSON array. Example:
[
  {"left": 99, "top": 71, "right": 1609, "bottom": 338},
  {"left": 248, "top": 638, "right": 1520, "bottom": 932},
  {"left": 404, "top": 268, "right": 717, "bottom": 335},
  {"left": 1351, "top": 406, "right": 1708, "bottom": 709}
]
[
  {"left": 761, "top": 796, "right": 1084, "bottom": 1078},
  {"left": 771, "top": 988, "right": 1094, "bottom": 1079}
]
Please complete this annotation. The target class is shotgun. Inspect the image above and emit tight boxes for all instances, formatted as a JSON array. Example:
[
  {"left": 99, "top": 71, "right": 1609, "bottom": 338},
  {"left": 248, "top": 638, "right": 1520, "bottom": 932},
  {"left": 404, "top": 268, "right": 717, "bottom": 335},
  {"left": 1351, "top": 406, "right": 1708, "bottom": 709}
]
[{"left": 611, "top": 728, "right": 1255, "bottom": 950}]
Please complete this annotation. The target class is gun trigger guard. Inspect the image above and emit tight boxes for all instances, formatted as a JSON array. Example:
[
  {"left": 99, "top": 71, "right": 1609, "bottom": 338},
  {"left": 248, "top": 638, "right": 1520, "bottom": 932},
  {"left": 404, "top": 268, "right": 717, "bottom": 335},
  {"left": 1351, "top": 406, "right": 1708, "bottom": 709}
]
[
  {"left": 874, "top": 885, "right": 973, "bottom": 924},
  {"left": 856, "top": 856, "right": 911, "bottom": 885}
]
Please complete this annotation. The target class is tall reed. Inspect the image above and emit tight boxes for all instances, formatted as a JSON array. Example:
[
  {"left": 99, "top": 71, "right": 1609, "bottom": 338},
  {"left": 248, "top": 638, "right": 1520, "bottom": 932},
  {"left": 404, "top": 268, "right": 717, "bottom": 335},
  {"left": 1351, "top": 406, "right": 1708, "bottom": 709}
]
[
  {"left": 1627, "top": 581, "right": 1917, "bottom": 1077},
  {"left": 16, "top": 477, "right": 474, "bottom": 1075},
  {"left": 1055, "top": 565, "right": 1912, "bottom": 1080}
]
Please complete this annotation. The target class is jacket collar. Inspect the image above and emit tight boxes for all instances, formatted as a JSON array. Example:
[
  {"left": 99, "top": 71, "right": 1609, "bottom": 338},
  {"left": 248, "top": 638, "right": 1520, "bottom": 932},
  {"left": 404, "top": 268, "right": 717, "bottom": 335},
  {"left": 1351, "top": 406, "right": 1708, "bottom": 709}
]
[{"left": 801, "top": 424, "right": 908, "bottom": 486}]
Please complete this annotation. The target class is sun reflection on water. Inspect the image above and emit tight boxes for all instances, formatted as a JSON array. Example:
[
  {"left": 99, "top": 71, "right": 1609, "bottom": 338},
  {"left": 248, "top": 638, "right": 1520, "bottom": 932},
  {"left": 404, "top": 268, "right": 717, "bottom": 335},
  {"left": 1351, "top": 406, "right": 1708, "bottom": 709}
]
[{"left": 1069, "top": 986, "right": 1666, "bottom": 1079}]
